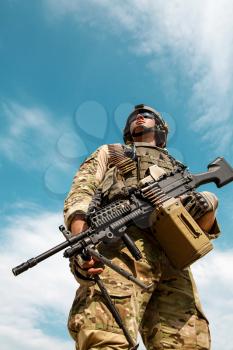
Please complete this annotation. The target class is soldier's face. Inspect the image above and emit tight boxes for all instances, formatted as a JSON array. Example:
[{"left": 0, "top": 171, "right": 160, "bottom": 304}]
[{"left": 129, "top": 113, "right": 156, "bottom": 136}]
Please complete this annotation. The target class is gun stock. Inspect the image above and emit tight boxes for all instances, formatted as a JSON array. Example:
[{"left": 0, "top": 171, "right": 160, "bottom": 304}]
[{"left": 192, "top": 157, "right": 233, "bottom": 188}]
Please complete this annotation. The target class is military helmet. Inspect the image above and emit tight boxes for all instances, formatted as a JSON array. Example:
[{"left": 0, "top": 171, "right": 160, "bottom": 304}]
[{"left": 123, "top": 104, "right": 169, "bottom": 147}]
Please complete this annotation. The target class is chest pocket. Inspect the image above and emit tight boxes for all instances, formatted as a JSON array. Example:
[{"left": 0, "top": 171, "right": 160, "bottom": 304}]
[
  {"left": 101, "top": 166, "right": 126, "bottom": 201},
  {"left": 139, "top": 154, "right": 174, "bottom": 179},
  {"left": 156, "top": 159, "right": 174, "bottom": 172},
  {"left": 101, "top": 167, "right": 116, "bottom": 194}
]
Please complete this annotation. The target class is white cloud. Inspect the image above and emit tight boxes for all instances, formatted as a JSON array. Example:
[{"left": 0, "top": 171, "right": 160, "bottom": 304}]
[
  {"left": 192, "top": 249, "right": 233, "bottom": 350},
  {"left": 44, "top": 0, "right": 233, "bottom": 153},
  {"left": 0, "top": 209, "right": 75, "bottom": 350},
  {"left": 1, "top": 207, "right": 233, "bottom": 350}
]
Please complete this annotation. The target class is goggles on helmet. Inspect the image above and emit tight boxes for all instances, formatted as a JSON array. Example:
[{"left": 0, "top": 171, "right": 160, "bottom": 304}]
[{"left": 128, "top": 111, "right": 155, "bottom": 124}]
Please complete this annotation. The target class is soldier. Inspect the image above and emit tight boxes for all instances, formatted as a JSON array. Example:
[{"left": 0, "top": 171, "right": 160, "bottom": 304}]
[{"left": 64, "top": 104, "right": 219, "bottom": 350}]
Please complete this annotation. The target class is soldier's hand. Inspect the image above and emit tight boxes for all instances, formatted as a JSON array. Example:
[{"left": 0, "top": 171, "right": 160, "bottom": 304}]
[
  {"left": 78, "top": 256, "right": 104, "bottom": 275},
  {"left": 179, "top": 191, "right": 217, "bottom": 220},
  {"left": 180, "top": 191, "right": 218, "bottom": 232},
  {"left": 70, "top": 215, "right": 104, "bottom": 275}
]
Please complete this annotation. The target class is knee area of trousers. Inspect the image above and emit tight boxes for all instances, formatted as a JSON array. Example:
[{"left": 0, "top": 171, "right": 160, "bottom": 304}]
[{"left": 77, "top": 329, "right": 129, "bottom": 350}]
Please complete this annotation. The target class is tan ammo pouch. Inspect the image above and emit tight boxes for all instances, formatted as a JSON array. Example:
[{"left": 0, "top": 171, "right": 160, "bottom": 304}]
[{"left": 150, "top": 197, "right": 213, "bottom": 269}]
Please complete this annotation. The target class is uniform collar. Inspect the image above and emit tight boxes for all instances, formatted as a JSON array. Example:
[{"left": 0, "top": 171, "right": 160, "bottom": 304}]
[{"left": 133, "top": 142, "right": 168, "bottom": 154}]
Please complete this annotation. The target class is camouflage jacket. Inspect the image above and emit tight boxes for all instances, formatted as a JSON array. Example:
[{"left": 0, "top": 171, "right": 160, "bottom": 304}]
[
  {"left": 64, "top": 142, "right": 177, "bottom": 228},
  {"left": 64, "top": 142, "right": 220, "bottom": 239}
]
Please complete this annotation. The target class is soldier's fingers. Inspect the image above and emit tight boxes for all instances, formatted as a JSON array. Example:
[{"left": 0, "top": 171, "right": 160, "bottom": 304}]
[
  {"left": 87, "top": 267, "right": 104, "bottom": 275},
  {"left": 179, "top": 194, "right": 192, "bottom": 205},
  {"left": 81, "top": 258, "right": 96, "bottom": 269},
  {"left": 92, "top": 255, "right": 100, "bottom": 262}
]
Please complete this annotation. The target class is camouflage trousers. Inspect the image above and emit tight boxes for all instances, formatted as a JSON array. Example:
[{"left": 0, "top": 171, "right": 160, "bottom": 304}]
[{"left": 68, "top": 229, "right": 210, "bottom": 350}]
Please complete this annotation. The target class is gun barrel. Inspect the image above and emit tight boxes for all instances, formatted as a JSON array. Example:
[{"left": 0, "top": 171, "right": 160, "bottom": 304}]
[
  {"left": 12, "top": 228, "right": 91, "bottom": 276},
  {"left": 12, "top": 258, "right": 38, "bottom": 276}
]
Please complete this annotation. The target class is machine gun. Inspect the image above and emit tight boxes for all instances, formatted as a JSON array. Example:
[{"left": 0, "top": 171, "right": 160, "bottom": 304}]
[{"left": 12, "top": 157, "right": 233, "bottom": 350}]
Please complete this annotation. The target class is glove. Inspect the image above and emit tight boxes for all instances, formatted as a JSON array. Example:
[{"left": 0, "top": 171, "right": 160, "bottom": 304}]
[{"left": 180, "top": 191, "right": 218, "bottom": 220}]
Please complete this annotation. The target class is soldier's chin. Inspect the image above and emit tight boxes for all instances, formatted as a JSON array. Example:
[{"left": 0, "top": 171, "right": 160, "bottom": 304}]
[{"left": 132, "top": 126, "right": 153, "bottom": 137}]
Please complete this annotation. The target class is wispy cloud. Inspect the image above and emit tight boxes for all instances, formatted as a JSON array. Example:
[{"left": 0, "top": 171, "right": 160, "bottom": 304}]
[
  {"left": 44, "top": 0, "right": 233, "bottom": 153},
  {"left": 0, "top": 100, "right": 59, "bottom": 169},
  {"left": 0, "top": 99, "right": 107, "bottom": 196},
  {"left": 0, "top": 209, "right": 74, "bottom": 350}
]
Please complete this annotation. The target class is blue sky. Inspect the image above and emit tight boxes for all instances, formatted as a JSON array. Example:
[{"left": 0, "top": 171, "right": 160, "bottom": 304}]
[{"left": 0, "top": 1, "right": 233, "bottom": 349}]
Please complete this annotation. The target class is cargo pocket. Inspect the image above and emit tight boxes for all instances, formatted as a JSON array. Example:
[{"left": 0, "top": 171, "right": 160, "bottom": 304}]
[
  {"left": 188, "top": 269, "right": 209, "bottom": 323},
  {"left": 68, "top": 286, "right": 91, "bottom": 341},
  {"left": 92, "top": 282, "right": 138, "bottom": 338},
  {"left": 68, "top": 278, "right": 137, "bottom": 338},
  {"left": 194, "top": 314, "right": 211, "bottom": 349}
]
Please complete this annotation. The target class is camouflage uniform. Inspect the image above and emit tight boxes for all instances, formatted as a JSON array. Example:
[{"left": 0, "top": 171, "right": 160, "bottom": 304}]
[{"left": 64, "top": 143, "right": 220, "bottom": 350}]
